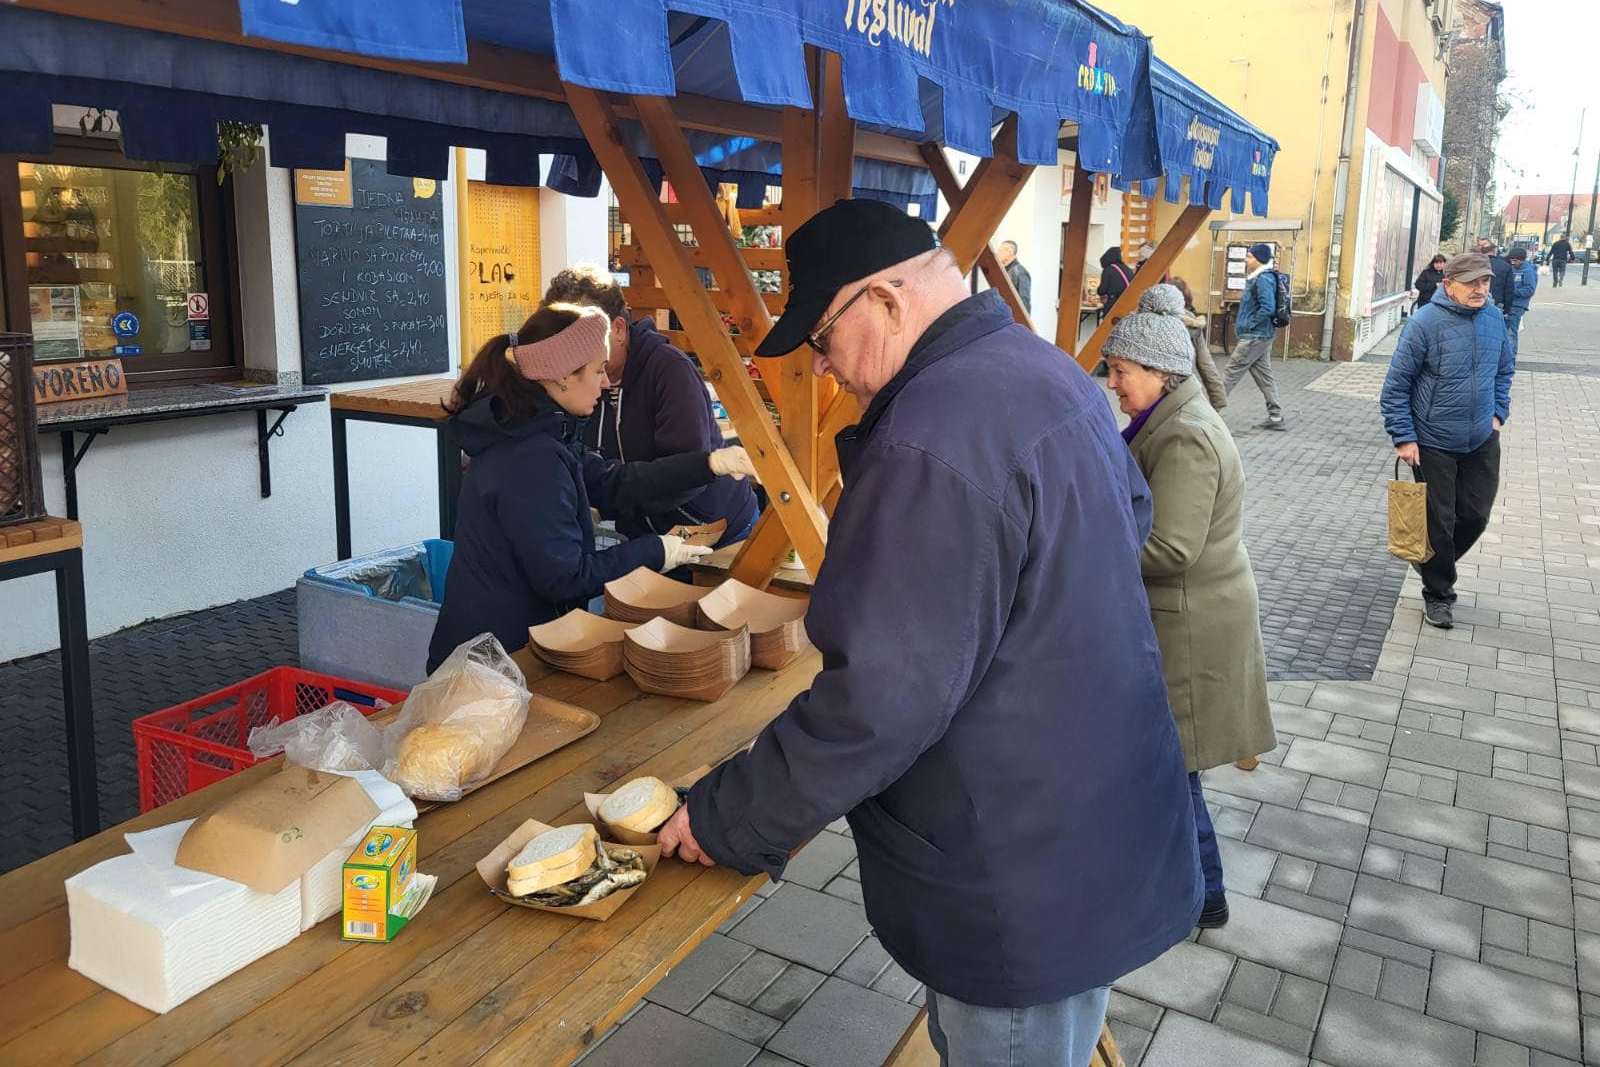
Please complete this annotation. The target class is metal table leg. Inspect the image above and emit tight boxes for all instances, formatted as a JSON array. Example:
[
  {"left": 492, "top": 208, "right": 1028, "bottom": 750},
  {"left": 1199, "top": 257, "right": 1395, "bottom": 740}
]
[
  {"left": 333, "top": 410, "right": 352, "bottom": 560},
  {"left": 55, "top": 548, "right": 98, "bottom": 839},
  {"left": 436, "top": 423, "right": 462, "bottom": 541}
]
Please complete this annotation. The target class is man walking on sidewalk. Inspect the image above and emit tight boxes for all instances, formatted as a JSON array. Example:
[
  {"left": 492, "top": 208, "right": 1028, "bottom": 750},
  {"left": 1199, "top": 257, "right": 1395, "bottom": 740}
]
[
  {"left": 1222, "top": 242, "right": 1286, "bottom": 430},
  {"left": 1505, "top": 246, "right": 1538, "bottom": 356},
  {"left": 1478, "top": 238, "right": 1514, "bottom": 314},
  {"left": 1380, "top": 252, "right": 1516, "bottom": 630},
  {"left": 1550, "top": 234, "right": 1574, "bottom": 288}
]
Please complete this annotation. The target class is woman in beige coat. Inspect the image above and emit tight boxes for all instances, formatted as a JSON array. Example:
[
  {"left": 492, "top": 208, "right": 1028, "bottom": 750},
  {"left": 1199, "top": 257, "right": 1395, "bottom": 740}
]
[{"left": 1103, "top": 285, "right": 1276, "bottom": 931}]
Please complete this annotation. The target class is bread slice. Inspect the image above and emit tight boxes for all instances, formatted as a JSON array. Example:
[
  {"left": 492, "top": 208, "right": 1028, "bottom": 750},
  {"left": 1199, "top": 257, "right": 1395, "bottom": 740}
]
[
  {"left": 598, "top": 777, "right": 680, "bottom": 834},
  {"left": 506, "top": 824, "right": 599, "bottom": 894}
]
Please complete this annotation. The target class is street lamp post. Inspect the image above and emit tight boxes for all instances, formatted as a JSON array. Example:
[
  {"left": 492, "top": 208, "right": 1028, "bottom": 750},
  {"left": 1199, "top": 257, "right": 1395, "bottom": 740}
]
[
  {"left": 1571, "top": 110, "right": 1588, "bottom": 250},
  {"left": 1584, "top": 149, "right": 1600, "bottom": 285}
]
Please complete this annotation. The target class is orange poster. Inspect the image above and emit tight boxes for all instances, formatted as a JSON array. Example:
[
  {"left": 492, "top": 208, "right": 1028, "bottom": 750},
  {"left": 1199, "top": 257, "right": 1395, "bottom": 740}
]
[
  {"left": 294, "top": 162, "right": 354, "bottom": 207},
  {"left": 465, "top": 182, "right": 541, "bottom": 361}
]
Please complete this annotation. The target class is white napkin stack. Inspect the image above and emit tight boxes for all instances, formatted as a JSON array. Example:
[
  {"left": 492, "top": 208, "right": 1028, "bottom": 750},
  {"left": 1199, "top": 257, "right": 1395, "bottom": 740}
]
[
  {"left": 65, "top": 820, "right": 301, "bottom": 1014},
  {"left": 299, "top": 770, "right": 417, "bottom": 931},
  {"left": 65, "top": 770, "right": 418, "bottom": 1013}
]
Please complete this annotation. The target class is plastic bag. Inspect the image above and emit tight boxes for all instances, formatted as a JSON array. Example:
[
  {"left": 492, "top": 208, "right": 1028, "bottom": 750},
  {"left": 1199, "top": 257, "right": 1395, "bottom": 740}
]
[
  {"left": 316, "top": 543, "right": 432, "bottom": 602},
  {"left": 247, "top": 701, "right": 385, "bottom": 772},
  {"left": 382, "top": 633, "right": 529, "bottom": 801}
]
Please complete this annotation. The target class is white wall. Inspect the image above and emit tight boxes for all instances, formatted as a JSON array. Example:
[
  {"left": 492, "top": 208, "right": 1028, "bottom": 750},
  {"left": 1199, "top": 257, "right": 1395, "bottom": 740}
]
[{"left": 1, "top": 134, "right": 603, "bottom": 662}]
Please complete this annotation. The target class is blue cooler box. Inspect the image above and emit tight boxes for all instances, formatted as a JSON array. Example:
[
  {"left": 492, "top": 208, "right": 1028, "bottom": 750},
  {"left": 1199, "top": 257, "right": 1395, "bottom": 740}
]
[{"left": 296, "top": 540, "right": 453, "bottom": 691}]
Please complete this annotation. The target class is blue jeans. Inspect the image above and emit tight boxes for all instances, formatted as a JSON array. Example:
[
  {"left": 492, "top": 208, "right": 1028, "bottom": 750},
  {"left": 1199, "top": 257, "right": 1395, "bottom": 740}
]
[
  {"left": 1190, "top": 772, "right": 1225, "bottom": 897},
  {"left": 1507, "top": 308, "right": 1525, "bottom": 356},
  {"left": 926, "top": 985, "right": 1112, "bottom": 1067}
]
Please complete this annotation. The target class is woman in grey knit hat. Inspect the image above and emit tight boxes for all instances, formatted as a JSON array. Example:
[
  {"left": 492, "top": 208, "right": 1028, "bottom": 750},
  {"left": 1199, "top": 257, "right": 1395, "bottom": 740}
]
[{"left": 1105, "top": 285, "right": 1276, "bottom": 932}]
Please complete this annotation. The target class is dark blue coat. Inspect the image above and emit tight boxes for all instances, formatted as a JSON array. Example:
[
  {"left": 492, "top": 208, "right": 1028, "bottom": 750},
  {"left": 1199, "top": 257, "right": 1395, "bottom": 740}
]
[
  {"left": 1381, "top": 288, "right": 1514, "bottom": 455},
  {"left": 583, "top": 320, "right": 757, "bottom": 545},
  {"left": 1508, "top": 261, "right": 1538, "bottom": 312},
  {"left": 1236, "top": 268, "right": 1277, "bottom": 339},
  {"left": 688, "top": 291, "right": 1201, "bottom": 1007},
  {"left": 427, "top": 394, "right": 715, "bottom": 672}
]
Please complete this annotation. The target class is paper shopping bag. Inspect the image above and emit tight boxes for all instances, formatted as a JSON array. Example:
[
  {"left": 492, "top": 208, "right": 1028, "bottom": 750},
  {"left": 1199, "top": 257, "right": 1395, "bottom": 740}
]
[{"left": 1388, "top": 459, "right": 1434, "bottom": 564}]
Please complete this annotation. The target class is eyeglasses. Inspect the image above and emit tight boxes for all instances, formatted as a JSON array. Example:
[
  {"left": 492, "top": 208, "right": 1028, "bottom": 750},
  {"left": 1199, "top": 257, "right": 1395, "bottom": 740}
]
[{"left": 804, "top": 280, "right": 903, "bottom": 356}]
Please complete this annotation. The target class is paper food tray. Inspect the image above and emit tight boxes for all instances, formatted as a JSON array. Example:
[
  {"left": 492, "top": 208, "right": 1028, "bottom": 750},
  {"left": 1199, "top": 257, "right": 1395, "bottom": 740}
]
[{"left": 477, "top": 819, "right": 660, "bottom": 922}]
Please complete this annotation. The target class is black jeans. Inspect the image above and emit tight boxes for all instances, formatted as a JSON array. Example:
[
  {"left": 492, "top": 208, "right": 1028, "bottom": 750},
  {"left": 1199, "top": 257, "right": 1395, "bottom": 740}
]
[{"left": 1415, "top": 433, "right": 1501, "bottom": 604}]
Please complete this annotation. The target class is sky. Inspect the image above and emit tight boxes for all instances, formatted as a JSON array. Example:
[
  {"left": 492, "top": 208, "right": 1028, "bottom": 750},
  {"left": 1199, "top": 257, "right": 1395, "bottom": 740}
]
[{"left": 1493, "top": 0, "right": 1600, "bottom": 209}]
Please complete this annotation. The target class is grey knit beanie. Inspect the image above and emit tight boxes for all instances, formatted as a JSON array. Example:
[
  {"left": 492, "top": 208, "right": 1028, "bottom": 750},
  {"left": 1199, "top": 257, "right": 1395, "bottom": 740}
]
[{"left": 1102, "top": 284, "right": 1194, "bottom": 377}]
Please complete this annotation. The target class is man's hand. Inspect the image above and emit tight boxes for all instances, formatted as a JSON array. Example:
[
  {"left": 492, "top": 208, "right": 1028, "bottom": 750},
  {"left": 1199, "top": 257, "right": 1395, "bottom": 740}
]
[
  {"left": 657, "top": 805, "right": 716, "bottom": 867},
  {"left": 1395, "top": 442, "right": 1421, "bottom": 467},
  {"left": 1493, "top": 417, "right": 1503, "bottom": 432}
]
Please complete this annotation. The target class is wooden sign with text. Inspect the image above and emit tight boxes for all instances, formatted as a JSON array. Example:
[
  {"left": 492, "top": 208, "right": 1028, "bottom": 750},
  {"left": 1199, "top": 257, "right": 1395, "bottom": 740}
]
[{"left": 34, "top": 358, "right": 127, "bottom": 404}]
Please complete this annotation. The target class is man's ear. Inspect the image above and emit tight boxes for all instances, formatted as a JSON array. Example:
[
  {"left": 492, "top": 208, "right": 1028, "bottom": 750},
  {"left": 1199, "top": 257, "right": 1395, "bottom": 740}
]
[{"left": 872, "top": 280, "right": 909, "bottom": 334}]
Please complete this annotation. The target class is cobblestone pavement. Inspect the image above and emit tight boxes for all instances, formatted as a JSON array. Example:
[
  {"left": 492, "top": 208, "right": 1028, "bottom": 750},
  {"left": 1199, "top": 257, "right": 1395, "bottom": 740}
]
[{"left": 0, "top": 590, "right": 298, "bottom": 872}]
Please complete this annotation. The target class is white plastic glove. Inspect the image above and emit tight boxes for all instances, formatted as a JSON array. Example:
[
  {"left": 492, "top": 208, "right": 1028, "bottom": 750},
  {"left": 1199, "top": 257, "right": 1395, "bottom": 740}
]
[
  {"left": 659, "top": 535, "right": 713, "bottom": 572},
  {"left": 709, "top": 446, "right": 759, "bottom": 481}
]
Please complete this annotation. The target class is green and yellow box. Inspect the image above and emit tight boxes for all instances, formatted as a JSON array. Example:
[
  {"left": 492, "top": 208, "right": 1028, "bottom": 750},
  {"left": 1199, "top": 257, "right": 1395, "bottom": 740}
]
[{"left": 341, "top": 826, "right": 417, "bottom": 942}]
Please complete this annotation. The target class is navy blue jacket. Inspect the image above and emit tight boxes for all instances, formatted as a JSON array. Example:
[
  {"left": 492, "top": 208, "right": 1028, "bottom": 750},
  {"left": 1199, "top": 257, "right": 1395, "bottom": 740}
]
[
  {"left": 583, "top": 320, "right": 757, "bottom": 545},
  {"left": 1488, "top": 254, "right": 1514, "bottom": 311},
  {"left": 427, "top": 393, "right": 716, "bottom": 671},
  {"left": 688, "top": 291, "right": 1201, "bottom": 1007},
  {"left": 1236, "top": 268, "right": 1277, "bottom": 339},
  {"left": 1381, "top": 288, "right": 1515, "bottom": 454},
  {"left": 1508, "top": 261, "right": 1538, "bottom": 312}
]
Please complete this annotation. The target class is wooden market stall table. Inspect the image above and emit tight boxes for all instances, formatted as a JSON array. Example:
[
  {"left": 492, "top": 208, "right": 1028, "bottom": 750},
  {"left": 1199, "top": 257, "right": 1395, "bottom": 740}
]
[
  {"left": 0, "top": 517, "right": 96, "bottom": 840},
  {"left": 0, "top": 645, "right": 820, "bottom": 1066},
  {"left": 689, "top": 541, "right": 816, "bottom": 594},
  {"left": 330, "top": 378, "right": 462, "bottom": 561}
]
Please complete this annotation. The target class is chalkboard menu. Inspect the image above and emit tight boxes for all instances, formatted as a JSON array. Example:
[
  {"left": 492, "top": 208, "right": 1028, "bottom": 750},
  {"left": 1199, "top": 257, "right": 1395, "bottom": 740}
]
[{"left": 293, "top": 158, "right": 450, "bottom": 385}]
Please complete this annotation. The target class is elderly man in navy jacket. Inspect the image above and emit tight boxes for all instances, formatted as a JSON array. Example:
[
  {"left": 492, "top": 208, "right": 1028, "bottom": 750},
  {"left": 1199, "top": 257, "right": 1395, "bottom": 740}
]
[
  {"left": 658, "top": 199, "right": 1201, "bottom": 1066},
  {"left": 1382, "top": 251, "right": 1516, "bottom": 630}
]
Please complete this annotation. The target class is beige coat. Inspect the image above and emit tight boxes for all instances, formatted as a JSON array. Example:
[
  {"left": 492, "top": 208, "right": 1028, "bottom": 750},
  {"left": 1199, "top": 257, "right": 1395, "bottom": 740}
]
[{"left": 1129, "top": 376, "right": 1275, "bottom": 772}]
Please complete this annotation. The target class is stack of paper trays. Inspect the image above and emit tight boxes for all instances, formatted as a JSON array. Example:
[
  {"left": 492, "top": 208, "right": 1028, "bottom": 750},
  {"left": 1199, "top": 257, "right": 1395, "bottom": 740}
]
[
  {"left": 696, "top": 579, "right": 811, "bottom": 670},
  {"left": 528, "top": 609, "right": 634, "bottom": 681},
  {"left": 622, "top": 617, "right": 751, "bottom": 701},
  {"left": 604, "top": 568, "right": 709, "bottom": 627}
]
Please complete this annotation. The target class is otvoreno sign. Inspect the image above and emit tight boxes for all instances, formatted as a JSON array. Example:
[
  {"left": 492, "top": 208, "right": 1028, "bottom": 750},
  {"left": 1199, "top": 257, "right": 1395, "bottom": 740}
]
[{"left": 34, "top": 358, "right": 127, "bottom": 404}]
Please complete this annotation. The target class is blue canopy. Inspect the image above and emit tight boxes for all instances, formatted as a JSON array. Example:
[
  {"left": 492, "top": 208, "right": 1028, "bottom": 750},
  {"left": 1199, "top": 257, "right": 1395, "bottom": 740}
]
[
  {"left": 0, "top": 1, "right": 1276, "bottom": 217},
  {"left": 1116, "top": 58, "right": 1279, "bottom": 217}
]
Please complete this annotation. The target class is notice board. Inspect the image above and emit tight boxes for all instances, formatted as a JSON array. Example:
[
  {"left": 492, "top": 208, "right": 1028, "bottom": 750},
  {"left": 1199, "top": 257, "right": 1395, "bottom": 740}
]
[
  {"left": 294, "top": 158, "right": 449, "bottom": 385},
  {"left": 465, "top": 181, "right": 541, "bottom": 362}
]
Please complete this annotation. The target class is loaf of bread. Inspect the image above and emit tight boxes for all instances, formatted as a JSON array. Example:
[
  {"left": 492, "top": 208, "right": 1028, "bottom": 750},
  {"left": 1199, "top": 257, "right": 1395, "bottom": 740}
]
[
  {"left": 506, "top": 824, "right": 601, "bottom": 896},
  {"left": 597, "top": 777, "right": 680, "bottom": 835},
  {"left": 393, "top": 722, "right": 496, "bottom": 801}
]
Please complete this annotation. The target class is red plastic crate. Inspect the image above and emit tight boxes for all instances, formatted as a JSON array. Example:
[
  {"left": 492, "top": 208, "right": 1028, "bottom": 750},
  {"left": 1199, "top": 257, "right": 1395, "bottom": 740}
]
[{"left": 133, "top": 667, "right": 408, "bottom": 812}]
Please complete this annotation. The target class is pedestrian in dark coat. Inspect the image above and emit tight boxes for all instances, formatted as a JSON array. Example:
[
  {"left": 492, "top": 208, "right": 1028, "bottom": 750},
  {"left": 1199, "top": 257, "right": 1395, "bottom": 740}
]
[
  {"left": 544, "top": 267, "right": 758, "bottom": 546},
  {"left": 427, "top": 305, "right": 756, "bottom": 671},
  {"left": 1096, "top": 244, "right": 1133, "bottom": 316},
  {"left": 1550, "top": 236, "right": 1574, "bottom": 287},
  {"left": 1412, "top": 253, "right": 1446, "bottom": 312},
  {"left": 1380, "top": 253, "right": 1515, "bottom": 631},
  {"left": 1478, "top": 238, "right": 1515, "bottom": 313},
  {"left": 657, "top": 200, "right": 1201, "bottom": 1067}
]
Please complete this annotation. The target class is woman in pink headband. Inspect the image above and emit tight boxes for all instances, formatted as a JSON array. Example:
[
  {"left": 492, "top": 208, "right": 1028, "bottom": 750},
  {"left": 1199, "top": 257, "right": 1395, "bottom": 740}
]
[{"left": 426, "top": 302, "right": 757, "bottom": 671}]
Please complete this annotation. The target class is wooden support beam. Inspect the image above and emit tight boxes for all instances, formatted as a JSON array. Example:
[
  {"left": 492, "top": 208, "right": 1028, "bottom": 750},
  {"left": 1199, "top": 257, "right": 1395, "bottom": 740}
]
[
  {"left": 917, "top": 142, "right": 1033, "bottom": 330},
  {"left": 567, "top": 85, "right": 827, "bottom": 575},
  {"left": 1073, "top": 204, "right": 1211, "bottom": 372},
  {"left": 813, "top": 390, "right": 862, "bottom": 494},
  {"left": 776, "top": 95, "right": 823, "bottom": 493},
  {"left": 615, "top": 243, "right": 785, "bottom": 273},
  {"left": 1056, "top": 162, "right": 1097, "bottom": 354},
  {"left": 818, "top": 52, "right": 856, "bottom": 206},
  {"left": 936, "top": 118, "right": 1035, "bottom": 276},
  {"left": 11, "top": 0, "right": 928, "bottom": 168},
  {"left": 624, "top": 287, "right": 787, "bottom": 316}
]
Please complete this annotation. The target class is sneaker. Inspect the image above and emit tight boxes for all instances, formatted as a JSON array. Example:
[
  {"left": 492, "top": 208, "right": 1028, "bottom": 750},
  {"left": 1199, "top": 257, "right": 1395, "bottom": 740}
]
[
  {"left": 1261, "top": 416, "right": 1288, "bottom": 431},
  {"left": 1197, "top": 893, "right": 1230, "bottom": 929},
  {"left": 1423, "top": 600, "right": 1453, "bottom": 629}
]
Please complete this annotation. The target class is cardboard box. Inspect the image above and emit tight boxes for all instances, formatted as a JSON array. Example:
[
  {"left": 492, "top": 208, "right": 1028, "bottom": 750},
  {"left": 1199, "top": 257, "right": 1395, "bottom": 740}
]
[
  {"left": 341, "top": 826, "right": 418, "bottom": 942},
  {"left": 477, "top": 820, "right": 659, "bottom": 922},
  {"left": 583, "top": 766, "right": 709, "bottom": 846}
]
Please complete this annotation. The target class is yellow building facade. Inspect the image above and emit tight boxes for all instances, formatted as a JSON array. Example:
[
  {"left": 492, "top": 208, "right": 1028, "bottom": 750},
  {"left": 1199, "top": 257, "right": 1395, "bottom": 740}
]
[{"left": 1106, "top": 0, "right": 1451, "bottom": 359}]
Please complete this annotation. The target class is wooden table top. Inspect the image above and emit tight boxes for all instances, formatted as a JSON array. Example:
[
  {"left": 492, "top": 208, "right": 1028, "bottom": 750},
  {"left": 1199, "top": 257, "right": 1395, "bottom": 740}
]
[
  {"left": 0, "top": 646, "right": 819, "bottom": 1066},
  {"left": 0, "top": 516, "right": 82, "bottom": 565},
  {"left": 330, "top": 378, "right": 460, "bottom": 422}
]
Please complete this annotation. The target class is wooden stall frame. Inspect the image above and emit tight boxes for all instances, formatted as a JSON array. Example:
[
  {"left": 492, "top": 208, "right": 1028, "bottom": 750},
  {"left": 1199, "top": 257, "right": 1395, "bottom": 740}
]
[
  {"left": 1056, "top": 162, "right": 1098, "bottom": 353},
  {"left": 1072, "top": 202, "right": 1211, "bottom": 371},
  {"left": 917, "top": 143, "right": 1032, "bottom": 329}
]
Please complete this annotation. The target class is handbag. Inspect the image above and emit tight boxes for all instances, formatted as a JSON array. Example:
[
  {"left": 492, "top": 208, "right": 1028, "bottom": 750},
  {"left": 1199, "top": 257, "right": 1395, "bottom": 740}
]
[{"left": 1387, "top": 458, "right": 1433, "bottom": 564}]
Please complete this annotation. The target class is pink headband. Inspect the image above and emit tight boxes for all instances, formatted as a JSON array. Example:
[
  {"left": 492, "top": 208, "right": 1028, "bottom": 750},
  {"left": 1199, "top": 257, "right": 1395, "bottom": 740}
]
[{"left": 506, "top": 309, "right": 609, "bottom": 381}]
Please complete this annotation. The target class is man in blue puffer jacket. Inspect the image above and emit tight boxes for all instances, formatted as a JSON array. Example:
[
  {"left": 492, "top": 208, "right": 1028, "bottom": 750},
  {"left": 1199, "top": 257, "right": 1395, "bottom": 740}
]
[
  {"left": 1380, "top": 252, "right": 1516, "bottom": 630},
  {"left": 1505, "top": 245, "right": 1538, "bottom": 356}
]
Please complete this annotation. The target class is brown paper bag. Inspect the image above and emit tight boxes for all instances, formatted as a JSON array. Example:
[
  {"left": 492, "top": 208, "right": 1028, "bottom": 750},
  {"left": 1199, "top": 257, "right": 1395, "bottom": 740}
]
[
  {"left": 1388, "top": 459, "right": 1434, "bottom": 564},
  {"left": 176, "top": 766, "right": 378, "bottom": 892}
]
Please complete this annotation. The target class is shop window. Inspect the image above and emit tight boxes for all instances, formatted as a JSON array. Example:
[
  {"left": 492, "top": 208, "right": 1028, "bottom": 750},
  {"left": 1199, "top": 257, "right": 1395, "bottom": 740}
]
[{"left": 2, "top": 140, "right": 237, "bottom": 384}]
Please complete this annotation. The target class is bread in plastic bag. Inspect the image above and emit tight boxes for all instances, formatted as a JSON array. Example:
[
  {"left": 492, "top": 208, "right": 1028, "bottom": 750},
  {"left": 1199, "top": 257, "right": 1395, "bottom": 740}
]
[
  {"left": 383, "top": 633, "right": 529, "bottom": 800},
  {"left": 246, "top": 701, "right": 384, "bottom": 772}
]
